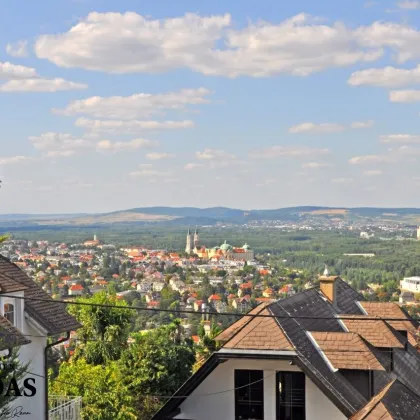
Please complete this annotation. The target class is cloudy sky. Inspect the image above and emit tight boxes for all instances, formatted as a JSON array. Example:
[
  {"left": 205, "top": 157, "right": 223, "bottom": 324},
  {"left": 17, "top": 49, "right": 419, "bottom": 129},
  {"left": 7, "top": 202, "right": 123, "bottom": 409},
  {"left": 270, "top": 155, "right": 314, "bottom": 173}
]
[{"left": 1, "top": 0, "right": 420, "bottom": 213}]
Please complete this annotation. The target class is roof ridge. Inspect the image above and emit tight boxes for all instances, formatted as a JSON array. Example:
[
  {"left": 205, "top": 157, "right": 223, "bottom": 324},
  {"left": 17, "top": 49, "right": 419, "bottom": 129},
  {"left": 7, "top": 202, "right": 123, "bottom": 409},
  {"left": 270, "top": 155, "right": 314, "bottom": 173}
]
[{"left": 267, "top": 305, "right": 294, "bottom": 350}]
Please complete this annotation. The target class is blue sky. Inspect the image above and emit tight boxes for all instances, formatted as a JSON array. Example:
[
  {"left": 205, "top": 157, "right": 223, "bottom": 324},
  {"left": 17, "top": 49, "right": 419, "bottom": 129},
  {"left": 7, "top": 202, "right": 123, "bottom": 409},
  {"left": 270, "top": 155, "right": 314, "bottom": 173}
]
[{"left": 1, "top": 0, "right": 420, "bottom": 213}]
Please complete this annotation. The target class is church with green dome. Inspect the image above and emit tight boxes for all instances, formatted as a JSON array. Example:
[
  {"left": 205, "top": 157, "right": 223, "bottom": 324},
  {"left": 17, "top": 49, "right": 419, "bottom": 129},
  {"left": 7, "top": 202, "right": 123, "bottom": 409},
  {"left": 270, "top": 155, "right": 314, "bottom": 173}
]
[{"left": 185, "top": 230, "right": 254, "bottom": 261}]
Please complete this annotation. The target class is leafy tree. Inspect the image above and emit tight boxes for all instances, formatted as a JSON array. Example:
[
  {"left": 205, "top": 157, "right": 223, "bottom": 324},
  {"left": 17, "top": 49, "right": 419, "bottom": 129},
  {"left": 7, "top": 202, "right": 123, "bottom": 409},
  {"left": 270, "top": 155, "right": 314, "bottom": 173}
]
[
  {"left": 0, "top": 349, "right": 29, "bottom": 417},
  {"left": 119, "top": 321, "right": 195, "bottom": 419},
  {"left": 50, "top": 359, "right": 136, "bottom": 420},
  {"left": 69, "top": 292, "right": 132, "bottom": 365}
]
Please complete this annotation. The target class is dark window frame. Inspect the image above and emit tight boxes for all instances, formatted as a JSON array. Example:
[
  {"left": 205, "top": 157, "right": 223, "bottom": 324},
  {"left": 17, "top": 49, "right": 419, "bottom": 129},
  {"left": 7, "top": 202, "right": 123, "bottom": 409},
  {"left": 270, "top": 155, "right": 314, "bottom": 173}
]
[
  {"left": 276, "top": 371, "right": 306, "bottom": 420},
  {"left": 4, "top": 303, "right": 14, "bottom": 325},
  {"left": 234, "top": 369, "right": 264, "bottom": 420}
]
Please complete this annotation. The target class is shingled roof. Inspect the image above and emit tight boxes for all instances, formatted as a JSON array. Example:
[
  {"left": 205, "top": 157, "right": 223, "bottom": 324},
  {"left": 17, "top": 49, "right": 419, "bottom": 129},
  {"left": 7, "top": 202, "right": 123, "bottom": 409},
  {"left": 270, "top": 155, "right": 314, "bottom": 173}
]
[
  {"left": 153, "top": 277, "right": 420, "bottom": 420},
  {"left": 214, "top": 300, "right": 272, "bottom": 343},
  {"left": 340, "top": 315, "right": 405, "bottom": 349},
  {"left": 0, "top": 255, "right": 81, "bottom": 335},
  {"left": 351, "top": 380, "right": 420, "bottom": 420},
  {"left": 0, "top": 315, "right": 31, "bottom": 350},
  {"left": 359, "top": 302, "right": 417, "bottom": 333},
  {"left": 309, "top": 331, "right": 385, "bottom": 371},
  {"left": 222, "top": 308, "right": 293, "bottom": 351},
  {"left": 0, "top": 272, "right": 28, "bottom": 293}
]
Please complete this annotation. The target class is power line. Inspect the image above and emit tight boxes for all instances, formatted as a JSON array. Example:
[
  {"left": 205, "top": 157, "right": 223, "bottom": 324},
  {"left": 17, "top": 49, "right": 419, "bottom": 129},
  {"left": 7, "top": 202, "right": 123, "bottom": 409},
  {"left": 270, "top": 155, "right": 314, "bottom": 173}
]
[
  {"left": 16, "top": 341, "right": 396, "bottom": 401},
  {"left": 0, "top": 293, "right": 418, "bottom": 323}
]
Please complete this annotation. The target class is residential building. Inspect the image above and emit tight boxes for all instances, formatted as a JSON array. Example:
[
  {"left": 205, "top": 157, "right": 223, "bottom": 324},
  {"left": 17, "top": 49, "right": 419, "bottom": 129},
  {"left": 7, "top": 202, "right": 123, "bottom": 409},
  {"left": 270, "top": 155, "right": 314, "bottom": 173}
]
[
  {"left": 153, "top": 276, "right": 420, "bottom": 420},
  {"left": 400, "top": 276, "right": 420, "bottom": 293},
  {"left": 69, "top": 284, "right": 84, "bottom": 296},
  {"left": 0, "top": 255, "right": 81, "bottom": 419},
  {"left": 400, "top": 291, "right": 415, "bottom": 305}
]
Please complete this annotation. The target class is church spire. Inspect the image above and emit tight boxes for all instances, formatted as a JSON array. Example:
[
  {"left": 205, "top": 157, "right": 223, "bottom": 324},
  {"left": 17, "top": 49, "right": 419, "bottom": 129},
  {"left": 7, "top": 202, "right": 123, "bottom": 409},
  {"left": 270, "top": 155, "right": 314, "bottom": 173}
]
[
  {"left": 193, "top": 226, "right": 200, "bottom": 250},
  {"left": 185, "top": 228, "right": 192, "bottom": 254}
]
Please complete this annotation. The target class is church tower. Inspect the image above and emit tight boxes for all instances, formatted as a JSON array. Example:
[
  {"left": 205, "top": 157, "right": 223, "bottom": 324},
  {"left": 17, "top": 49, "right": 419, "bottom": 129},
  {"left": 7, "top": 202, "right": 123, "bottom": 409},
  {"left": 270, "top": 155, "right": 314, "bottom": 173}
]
[
  {"left": 185, "top": 228, "right": 192, "bottom": 254},
  {"left": 194, "top": 227, "right": 200, "bottom": 250},
  {"left": 417, "top": 226, "right": 420, "bottom": 241}
]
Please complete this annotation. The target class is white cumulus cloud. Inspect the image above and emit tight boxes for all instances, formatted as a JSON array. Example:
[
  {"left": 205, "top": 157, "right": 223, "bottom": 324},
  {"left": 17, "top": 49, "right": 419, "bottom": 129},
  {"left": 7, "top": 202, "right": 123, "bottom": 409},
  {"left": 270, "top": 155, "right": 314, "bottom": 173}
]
[
  {"left": 6, "top": 41, "right": 28, "bottom": 58},
  {"left": 289, "top": 121, "right": 373, "bottom": 133},
  {"left": 54, "top": 88, "right": 211, "bottom": 119},
  {"left": 351, "top": 120, "right": 375, "bottom": 128},
  {"left": 0, "top": 156, "right": 32, "bottom": 165},
  {"left": 129, "top": 169, "right": 171, "bottom": 177},
  {"left": 196, "top": 148, "right": 236, "bottom": 160},
  {"left": 184, "top": 163, "right": 204, "bottom": 170},
  {"left": 97, "top": 138, "right": 157, "bottom": 151},
  {"left": 349, "top": 65, "right": 420, "bottom": 87},
  {"left": 380, "top": 134, "right": 420, "bottom": 143},
  {"left": 289, "top": 123, "right": 345, "bottom": 134},
  {"left": 75, "top": 117, "right": 194, "bottom": 134},
  {"left": 348, "top": 154, "right": 391, "bottom": 164},
  {"left": 0, "top": 61, "right": 37, "bottom": 80},
  {"left": 250, "top": 146, "right": 329, "bottom": 159},
  {"left": 34, "top": 12, "right": 387, "bottom": 78},
  {"left": 397, "top": 1, "right": 420, "bottom": 9},
  {"left": 146, "top": 152, "right": 175, "bottom": 160},
  {"left": 0, "top": 77, "right": 87, "bottom": 92},
  {"left": 389, "top": 90, "right": 420, "bottom": 102},
  {"left": 364, "top": 170, "right": 383, "bottom": 176},
  {"left": 29, "top": 132, "right": 91, "bottom": 151},
  {"left": 301, "top": 162, "right": 331, "bottom": 169}
]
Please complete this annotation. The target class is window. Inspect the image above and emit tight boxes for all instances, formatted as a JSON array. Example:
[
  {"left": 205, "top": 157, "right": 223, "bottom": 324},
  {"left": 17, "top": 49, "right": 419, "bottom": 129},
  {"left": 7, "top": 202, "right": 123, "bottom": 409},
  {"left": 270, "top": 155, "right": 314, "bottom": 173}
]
[
  {"left": 234, "top": 369, "right": 264, "bottom": 420},
  {"left": 277, "top": 372, "right": 305, "bottom": 420},
  {"left": 4, "top": 303, "right": 14, "bottom": 325}
]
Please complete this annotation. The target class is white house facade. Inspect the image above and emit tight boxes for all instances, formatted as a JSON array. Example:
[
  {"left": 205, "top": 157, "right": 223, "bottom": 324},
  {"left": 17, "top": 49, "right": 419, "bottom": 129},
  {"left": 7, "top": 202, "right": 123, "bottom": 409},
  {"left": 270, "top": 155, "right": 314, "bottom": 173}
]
[
  {"left": 0, "top": 255, "right": 81, "bottom": 419},
  {"left": 153, "top": 276, "right": 420, "bottom": 420}
]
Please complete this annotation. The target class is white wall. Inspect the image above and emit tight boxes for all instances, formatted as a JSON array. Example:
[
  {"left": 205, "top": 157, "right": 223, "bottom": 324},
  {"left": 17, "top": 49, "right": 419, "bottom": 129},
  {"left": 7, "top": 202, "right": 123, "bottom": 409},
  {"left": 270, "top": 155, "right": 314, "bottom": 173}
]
[
  {"left": 175, "top": 358, "right": 346, "bottom": 420},
  {"left": 10, "top": 316, "right": 46, "bottom": 420}
]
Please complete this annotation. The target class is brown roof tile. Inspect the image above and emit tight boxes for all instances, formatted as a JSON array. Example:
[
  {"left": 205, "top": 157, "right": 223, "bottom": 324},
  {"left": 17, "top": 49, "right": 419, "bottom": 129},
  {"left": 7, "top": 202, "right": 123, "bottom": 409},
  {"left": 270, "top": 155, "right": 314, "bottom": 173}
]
[
  {"left": 340, "top": 315, "right": 404, "bottom": 349},
  {"left": 214, "top": 301, "right": 272, "bottom": 343},
  {"left": 351, "top": 381, "right": 395, "bottom": 420},
  {"left": 310, "top": 331, "right": 385, "bottom": 371},
  {"left": 223, "top": 309, "right": 294, "bottom": 351},
  {"left": 0, "top": 272, "right": 28, "bottom": 293},
  {"left": 359, "top": 302, "right": 417, "bottom": 333},
  {"left": 0, "top": 316, "right": 31, "bottom": 350}
]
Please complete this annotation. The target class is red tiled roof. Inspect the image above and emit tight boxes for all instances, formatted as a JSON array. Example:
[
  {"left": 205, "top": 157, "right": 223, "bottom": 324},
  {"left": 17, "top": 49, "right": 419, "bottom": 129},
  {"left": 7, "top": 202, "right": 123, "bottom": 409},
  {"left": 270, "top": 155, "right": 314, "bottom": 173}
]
[{"left": 70, "top": 284, "right": 84, "bottom": 291}]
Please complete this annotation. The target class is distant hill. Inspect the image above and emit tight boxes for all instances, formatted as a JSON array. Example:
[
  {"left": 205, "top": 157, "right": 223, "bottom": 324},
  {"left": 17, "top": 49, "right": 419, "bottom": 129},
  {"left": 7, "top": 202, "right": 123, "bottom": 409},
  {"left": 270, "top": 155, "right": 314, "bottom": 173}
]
[{"left": 1, "top": 206, "right": 420, "bottom": 228}]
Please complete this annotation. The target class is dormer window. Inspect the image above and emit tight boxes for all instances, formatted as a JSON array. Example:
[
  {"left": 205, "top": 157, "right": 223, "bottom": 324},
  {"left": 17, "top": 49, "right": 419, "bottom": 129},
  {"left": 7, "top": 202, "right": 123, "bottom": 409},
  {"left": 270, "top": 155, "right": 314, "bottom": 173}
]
[{"left": 4, "top": 303, "right": 14, "bottom": 325}]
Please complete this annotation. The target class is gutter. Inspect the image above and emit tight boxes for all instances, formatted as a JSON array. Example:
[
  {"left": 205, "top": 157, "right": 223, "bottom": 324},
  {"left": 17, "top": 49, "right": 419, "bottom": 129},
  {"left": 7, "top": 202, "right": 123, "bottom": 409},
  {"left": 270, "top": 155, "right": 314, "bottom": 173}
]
[{"left": 44, "top": 331, "right": 70, "bottom": 420}]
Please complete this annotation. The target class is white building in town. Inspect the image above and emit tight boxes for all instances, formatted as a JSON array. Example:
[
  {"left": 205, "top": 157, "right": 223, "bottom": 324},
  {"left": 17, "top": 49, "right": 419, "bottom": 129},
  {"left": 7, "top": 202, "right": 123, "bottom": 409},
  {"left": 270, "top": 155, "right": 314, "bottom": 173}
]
[{"left": 400, "top": 276, "right": 420, "bottom": 293}]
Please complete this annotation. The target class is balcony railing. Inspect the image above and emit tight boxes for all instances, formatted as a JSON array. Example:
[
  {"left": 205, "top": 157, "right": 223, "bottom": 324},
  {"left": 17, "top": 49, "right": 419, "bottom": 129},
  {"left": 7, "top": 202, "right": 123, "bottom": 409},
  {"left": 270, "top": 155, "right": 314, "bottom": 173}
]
[{"left": 49, "top": 396, "right": 82, "bottom": 420}]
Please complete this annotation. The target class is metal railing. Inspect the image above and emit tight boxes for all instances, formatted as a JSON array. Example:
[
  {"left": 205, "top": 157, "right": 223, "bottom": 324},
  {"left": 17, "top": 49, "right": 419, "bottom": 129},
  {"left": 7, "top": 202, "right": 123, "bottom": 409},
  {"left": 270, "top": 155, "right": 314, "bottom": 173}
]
[{"left": 49, "top": 396, "right": 82, "bottom": 420}]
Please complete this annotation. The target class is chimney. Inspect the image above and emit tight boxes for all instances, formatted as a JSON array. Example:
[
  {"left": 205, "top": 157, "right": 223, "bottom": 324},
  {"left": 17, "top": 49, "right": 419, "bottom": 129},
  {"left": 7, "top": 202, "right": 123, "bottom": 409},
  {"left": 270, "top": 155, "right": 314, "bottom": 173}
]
[{"left": 319, "top": 276, "right": 337, "bottom": 303}]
